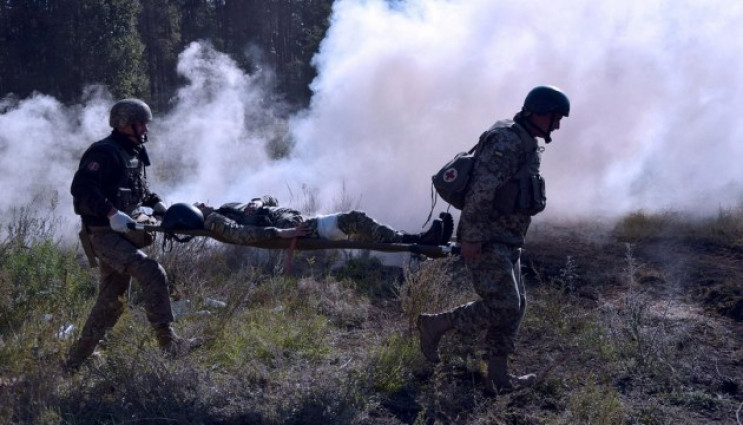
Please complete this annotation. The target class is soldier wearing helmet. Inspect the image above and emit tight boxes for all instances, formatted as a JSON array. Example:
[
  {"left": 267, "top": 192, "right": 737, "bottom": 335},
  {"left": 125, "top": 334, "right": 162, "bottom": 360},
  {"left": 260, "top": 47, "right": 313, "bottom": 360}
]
[
  {"left": 519, "top": 85, "right": 570, "bottom": 143},
  {"left": 417, "top": 86, "right": 570, "bottom": 393},
  {"left": 108, "top": 98, "right": 153, "bottom": 144},
  {"left": 67, "top": 99, "right": 200, "bottom": 370}
]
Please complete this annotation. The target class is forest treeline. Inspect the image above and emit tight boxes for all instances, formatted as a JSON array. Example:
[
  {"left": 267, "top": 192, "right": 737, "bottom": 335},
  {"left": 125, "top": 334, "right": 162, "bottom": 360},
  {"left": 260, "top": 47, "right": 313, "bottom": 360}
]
[{"left": 0, "top": 0, "right": 333, "bottom": 111}]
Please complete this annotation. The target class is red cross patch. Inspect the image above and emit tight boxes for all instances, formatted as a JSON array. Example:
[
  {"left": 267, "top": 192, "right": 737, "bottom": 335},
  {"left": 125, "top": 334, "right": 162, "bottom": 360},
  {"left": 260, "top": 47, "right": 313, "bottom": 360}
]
[{"left": 443, "top": 168, "right": 458, "bottom": 182}]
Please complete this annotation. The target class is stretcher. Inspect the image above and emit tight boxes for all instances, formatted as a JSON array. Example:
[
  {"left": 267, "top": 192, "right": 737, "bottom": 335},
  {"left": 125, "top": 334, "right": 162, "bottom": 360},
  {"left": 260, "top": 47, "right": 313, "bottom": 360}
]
[{"left": 127, "top": 223, "right": 458, "bottom": 258}]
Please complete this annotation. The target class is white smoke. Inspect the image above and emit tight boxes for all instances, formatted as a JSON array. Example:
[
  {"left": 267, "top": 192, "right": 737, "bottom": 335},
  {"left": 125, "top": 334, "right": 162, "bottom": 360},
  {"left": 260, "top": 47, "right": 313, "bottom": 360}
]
[
  {"left": 298, "top": 0, "right": 743, "bottom": 223},
  {"left": 1, "top": 0, "right": 743, "bottom": 242}
]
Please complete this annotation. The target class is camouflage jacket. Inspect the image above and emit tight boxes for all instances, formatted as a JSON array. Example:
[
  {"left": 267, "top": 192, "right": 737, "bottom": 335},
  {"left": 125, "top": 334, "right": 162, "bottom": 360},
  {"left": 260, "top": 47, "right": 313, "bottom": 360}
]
[
  {"left": 458, "top": 119, "right": 541, "bottom": 246},
  {"left": 71, "top": 130, "right": 161, "bottom": 228},
  {"left": 203, "top": 203, "right": 306, "bottom": 245},
  {"left": 216, "top": 203, "right": 305, "bottom": 228}
]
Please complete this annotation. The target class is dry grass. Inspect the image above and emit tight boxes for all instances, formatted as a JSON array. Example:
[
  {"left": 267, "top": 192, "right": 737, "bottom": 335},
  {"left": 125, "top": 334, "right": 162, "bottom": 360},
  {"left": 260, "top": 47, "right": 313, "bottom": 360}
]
[{"left": 0, "top": 204, "right": 741, "bottom": 424}]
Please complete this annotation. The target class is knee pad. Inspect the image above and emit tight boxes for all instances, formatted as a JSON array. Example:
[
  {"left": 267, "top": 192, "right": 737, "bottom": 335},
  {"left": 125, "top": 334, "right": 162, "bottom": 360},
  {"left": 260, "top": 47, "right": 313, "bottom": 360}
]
[{"left": 315, "top": 214, "right": 346, "bottom": 241}]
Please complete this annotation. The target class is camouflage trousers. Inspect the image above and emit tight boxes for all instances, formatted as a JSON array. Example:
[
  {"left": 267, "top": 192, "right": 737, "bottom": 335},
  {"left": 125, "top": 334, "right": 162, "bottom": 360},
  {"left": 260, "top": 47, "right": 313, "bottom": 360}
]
[
  {"left": 302, "top": 211, "right": 402, "bottom": 243},
  {"left": 205, "top": 213, "right": 282, "bottom": 245},
  {"left": 448, "top": 243, "right": 526, "bottom": 356},
  {"left": 77, "top": 229, "right": 173, "bottom": 345}
]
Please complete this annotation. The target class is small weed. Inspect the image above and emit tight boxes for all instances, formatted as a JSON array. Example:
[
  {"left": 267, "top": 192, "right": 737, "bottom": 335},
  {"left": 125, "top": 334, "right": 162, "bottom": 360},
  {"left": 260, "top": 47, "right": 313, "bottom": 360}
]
[
  {"left": 564, "top": 376, "right": 625, "bottom": 425},
  {"left": 668, "top": 389, "right": 722, "bottom": 412},
  {"left": 333, "top": 253, "right": 396, "bottom": 298},
  {"left": 369, "top": 333, "right": 418, "bottom": 394},
  {"left": 208, "top": 303, "right": 330, "bottom": 369}
]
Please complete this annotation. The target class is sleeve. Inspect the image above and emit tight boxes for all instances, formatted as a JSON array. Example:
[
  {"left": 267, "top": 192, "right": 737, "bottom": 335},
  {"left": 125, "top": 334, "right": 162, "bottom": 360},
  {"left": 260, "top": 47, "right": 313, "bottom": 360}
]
[
  {"left": 70, "top": 148, "right": 119, "bottom": 217},
  {"left": 458, "top": 131, "right": 522, "bottom": 242},
  {"left": 204, "top": 211, "right": 280, "bottom": 244}
]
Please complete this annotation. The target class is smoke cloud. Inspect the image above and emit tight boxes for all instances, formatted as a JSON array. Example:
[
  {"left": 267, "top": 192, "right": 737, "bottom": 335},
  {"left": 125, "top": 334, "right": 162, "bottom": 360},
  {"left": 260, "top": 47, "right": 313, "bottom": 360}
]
[{"left": 1, "top": 0, "right": 742, "bottom": 241}]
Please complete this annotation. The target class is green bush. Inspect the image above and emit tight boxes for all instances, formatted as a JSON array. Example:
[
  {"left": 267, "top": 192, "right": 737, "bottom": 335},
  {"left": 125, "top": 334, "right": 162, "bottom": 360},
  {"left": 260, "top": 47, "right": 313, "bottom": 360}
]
[
  {"left": 369, "top": 333, "right": 418, "bottom": 394},
  {"left": 0, "top": 240, "right": 93, "bottom": 333}
]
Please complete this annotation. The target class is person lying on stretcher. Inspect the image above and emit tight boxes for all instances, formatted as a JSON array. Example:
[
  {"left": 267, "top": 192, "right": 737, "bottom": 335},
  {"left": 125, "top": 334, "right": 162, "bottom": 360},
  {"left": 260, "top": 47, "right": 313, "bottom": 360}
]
[{"left": 193, "top": 196, "right": 453, "bottom": 246}]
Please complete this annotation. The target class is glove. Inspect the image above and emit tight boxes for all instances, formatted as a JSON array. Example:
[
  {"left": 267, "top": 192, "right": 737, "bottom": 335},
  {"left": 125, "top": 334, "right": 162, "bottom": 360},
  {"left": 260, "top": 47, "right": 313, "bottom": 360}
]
[
  {"left": 153, "top": 201, "right": 168, "bottom": 215},
  {"left": 109, "top": 210, "right": 135, "bottom": 233}
]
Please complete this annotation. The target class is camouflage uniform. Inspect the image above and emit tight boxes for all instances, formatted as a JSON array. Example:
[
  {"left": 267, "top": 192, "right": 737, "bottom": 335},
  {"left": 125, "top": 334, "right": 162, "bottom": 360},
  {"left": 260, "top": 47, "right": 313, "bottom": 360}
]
[
  {"left": 81, "top": 229, "right": 173, "bottom": 332},
  {"left": 68, "top": 130, "right": 173, "bottom": 365},
  {"left": 204, "top": 203, "right": 404, "bottom": 245},
  {"left": 450, "top": 119, "right": 542, "bottom": 357}
]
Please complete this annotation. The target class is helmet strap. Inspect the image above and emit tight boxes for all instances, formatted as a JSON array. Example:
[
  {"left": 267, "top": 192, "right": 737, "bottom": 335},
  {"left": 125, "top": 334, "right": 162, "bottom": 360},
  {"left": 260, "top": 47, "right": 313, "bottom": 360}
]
[
  {"left": 518, "top": 112, "right": 553, "bottom": 143},
  {"left": 544, "top": 112, "right": 556, "bottom": 144},
  {"left": 161, "top": 232, "right": 195, "bottom": 252}
]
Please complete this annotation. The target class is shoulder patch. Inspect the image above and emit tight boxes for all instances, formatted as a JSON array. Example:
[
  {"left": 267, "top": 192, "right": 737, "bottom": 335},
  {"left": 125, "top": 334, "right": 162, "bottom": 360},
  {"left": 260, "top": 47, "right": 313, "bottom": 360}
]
[{"left": 86, "top": 161, "right": 100, "bottom": 172}]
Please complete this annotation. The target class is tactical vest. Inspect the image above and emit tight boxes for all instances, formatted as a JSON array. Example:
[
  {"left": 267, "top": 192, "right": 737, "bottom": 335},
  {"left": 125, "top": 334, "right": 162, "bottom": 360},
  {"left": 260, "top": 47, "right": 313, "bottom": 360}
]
[
  {"left": 89, "top": 138, "right": 148, "bottom": 215},
  {"left": 490, "top": 124, "right": 547, "bottom": 216}
]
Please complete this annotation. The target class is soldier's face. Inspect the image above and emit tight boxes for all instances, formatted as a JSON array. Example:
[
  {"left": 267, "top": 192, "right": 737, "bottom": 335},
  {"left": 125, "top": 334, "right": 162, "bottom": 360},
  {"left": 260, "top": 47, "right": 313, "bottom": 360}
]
[
  {"left": 551, "top": 114, "right": 564, "bottom": 131},
  {"left": 120, "top": 121, "right": 149, "bottom": 144},
  {"left": 532, "top": 113, "right": 563, "bottom": 133},
  {"left": 135, "top": 121, "right": 149, "bottom": 135}
]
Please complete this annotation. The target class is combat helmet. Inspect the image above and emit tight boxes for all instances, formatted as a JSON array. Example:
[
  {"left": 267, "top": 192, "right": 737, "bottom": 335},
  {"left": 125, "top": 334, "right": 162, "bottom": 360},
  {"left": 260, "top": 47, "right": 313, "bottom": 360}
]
[
  {"left": 109, "top": 98, "right": 153, "bottom": 128},
  {"left": 161, "top": 203, "right": 204, "bottom": 232},
  {"left": 522, "top": 86, "right": 570, "bottom": 117}
]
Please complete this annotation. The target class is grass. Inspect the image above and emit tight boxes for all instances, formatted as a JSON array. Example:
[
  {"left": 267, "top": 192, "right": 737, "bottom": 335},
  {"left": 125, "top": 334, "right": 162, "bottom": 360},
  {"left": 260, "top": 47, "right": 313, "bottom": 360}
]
[{"left": 0, "top": 203, "right": 741, "bottom": 424}]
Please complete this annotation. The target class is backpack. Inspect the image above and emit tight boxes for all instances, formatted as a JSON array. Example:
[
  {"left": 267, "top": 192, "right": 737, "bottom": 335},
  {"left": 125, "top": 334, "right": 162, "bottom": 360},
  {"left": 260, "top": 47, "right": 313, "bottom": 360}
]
[
  {"left": 431, "top": 131, "right": 488, "bottom": 210},
  {"left": 429, "top": 127, "right": 546, "bottom": 217}
]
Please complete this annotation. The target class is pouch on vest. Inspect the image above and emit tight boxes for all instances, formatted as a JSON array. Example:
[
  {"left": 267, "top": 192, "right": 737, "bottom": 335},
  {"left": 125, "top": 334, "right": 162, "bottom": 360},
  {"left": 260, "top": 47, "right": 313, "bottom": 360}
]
[
  {"left": 493, "top": 147, "right": 546, "bottom": 216},
  {"left": 517, "top": 174, "right": 546, "bottom": 215},
  {"left": 117, "top": 188, "right": 136, "bottom": 214}
]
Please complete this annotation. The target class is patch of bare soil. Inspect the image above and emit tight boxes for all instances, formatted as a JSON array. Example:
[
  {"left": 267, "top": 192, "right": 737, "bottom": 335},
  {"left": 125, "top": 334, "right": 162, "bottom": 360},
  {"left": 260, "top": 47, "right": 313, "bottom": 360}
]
[{"left": 525, "top": 222, "right": 743, "bottom": 322}]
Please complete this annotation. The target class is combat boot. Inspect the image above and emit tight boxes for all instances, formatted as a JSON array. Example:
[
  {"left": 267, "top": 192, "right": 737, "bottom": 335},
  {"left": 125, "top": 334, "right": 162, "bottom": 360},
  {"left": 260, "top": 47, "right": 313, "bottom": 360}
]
[
  {"left": 416, "top": 313, "right": 453, "bottom": 362},
  {"left": 402, "top": 219, "right": 443, "bottom": 245},
  {"left": 64, "top": 337, "right": 101, "bottom": 371},
  {"left": 154, "top": 324, "right": 203, "bottom": 359},
  {"left": 485, "top": 355, "right": 537, "bottom": 394}
]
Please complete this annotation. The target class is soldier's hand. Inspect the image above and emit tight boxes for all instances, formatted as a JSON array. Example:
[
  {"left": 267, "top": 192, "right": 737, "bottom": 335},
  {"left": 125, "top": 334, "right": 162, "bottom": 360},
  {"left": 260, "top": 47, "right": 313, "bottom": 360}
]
[
  {"left": 108, "top": 210, "right": 135, "bottom": 233},
  {"left": 276, "top": 223, "right": 311, "bottom": 239},
  {"left": 460, "top": 241, "right": 482, "bottom": 260}
]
